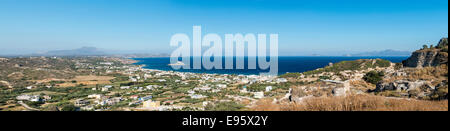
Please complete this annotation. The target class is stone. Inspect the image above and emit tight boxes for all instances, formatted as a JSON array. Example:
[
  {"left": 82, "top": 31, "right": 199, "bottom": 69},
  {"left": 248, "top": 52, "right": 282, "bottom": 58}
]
[{"left": 402, "top": 38, "right": 448, "bottom": 68}]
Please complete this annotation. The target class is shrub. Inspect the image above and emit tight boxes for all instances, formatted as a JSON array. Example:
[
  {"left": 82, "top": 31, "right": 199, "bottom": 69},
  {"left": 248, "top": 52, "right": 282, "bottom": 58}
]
[
  {"left": 363, "top": 71, "right": 384, "bottom": 84},
  {"left": 441, "top": 47, "right": 448, "bottom": 52},
  {"left": 303, "top": 59, "right": 391, "bottom": 75},
  {"left": 61, "top": 104, "right": 78, "bottom": 111},
  {"left": 25, "top": 101, "right": 45, "bottom": 108},
  {"left": 205, "top": 101, "right": 244, "bottom": 111},
  {"left": 280, "top": 73, "right": 302, "bottom": 78},
  {"left": 319, "top": 76, "right": 331, "bottom": 80},
  {"left": 430, "top": 86, "right": 448, "bottom": 100},
  {"left": 394, "top": 63, "right": 403, "bottom": 70}
]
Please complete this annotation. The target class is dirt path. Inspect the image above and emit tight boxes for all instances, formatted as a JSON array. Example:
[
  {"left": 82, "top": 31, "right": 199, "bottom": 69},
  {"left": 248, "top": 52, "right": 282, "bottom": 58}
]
[{"left": 18, "top": 101, "right": 40, "bottom": 111}]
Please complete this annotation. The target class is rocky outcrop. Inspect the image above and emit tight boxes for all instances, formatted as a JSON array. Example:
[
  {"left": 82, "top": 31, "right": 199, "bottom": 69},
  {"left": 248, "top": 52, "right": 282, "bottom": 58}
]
[
  {"left": 332, "top": 87, "right": 348, "bottom": 96},
  {"left": 375, "top": 80, "right": 448, "bottom": 99},
  {"left": 402, "top": 50, "right": 447, "bottom": 68},
  {"left": 332, "top": 81, "right": 351, "bottom": 96},
  {"left": 402, "top": 38, "right": 448, "bottom": 68},
  {"left": 437, "top": 38, "right": 448, "bottom": 48},
  {"left": 0, "top": 58, "right": 8, "bottom": 62},
  {"left": 375, "top": 80, "right": 433, "bottom": 92}
]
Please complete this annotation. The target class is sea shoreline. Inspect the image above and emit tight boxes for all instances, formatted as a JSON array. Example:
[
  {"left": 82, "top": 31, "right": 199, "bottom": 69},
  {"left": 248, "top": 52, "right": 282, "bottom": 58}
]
[{"left": 127, "top": 56, "right": 409, "bottom": 76}]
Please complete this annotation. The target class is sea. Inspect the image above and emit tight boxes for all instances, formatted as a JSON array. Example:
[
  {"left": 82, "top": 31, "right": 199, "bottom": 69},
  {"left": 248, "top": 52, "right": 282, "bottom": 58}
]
[{"left": 132, "top": 56, "right": 409, "bottom": 75}]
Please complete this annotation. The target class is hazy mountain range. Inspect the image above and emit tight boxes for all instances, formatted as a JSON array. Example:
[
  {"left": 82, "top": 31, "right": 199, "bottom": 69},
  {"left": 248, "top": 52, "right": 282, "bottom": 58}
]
[
  {"left": 344, "top": 49, "right": 412, "bottom": 56},
  {"left": 3, "top": 47, "right": 169, "bottom": 58},
  {"left": 0, "top": 47, "right": 411, "bottom": 57},
  {"left": 40, "top": 47, "right": 106, "bottom": 56}
]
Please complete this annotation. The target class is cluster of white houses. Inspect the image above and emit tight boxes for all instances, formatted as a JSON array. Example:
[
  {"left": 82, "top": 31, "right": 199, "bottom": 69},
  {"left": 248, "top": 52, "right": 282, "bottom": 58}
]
[
  {"left": 15, "top": 58, "right": 290, "bottom": 111},
  {"left": 16, "top": 94, "right": 51, "bottom": 102}
]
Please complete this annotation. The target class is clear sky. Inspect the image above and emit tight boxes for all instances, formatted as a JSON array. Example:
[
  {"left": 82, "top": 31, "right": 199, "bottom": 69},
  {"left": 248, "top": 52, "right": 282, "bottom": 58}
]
[{"left": 0, "top": 0, "right": 448, "bottom": 55}]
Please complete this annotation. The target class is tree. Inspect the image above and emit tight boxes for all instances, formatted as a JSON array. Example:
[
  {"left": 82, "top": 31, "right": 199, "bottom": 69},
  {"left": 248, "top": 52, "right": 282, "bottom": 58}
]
[
  {"left": 394, "top": 63, "right": 403, "bottom": 70},
  {"left": 442, "top": 47, "right": 448, "bottom": 52},
  {"left": 205, "top": 102, "right": 244, "bottom": 111},
  {"left": 61, "top": 104, "right": 78, "bottom": 111},
  {"left": 363, "top": 71, "right": 384, "bottom": 84},
  {"left": 422, "top": 45, "right": 428, "bottom": 49},
  {"left": 319, "top": 75, "right": 331, "bottom": 80},
  {"left": 44, "top": 105, "right": 60, "bottom": 111}
]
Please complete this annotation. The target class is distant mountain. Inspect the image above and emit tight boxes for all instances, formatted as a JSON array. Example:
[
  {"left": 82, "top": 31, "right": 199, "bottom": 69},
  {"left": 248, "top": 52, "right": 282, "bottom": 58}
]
[
  {"left": 345, "top": 49, "right": 411, "bottom": 56},
  {"left": 110, "top": 53, "right": 170, "bottom": 58},
  {"left": 0, "top": 47, "right": 172, "bottom": 57},
  {"left": 39, "top": 47, "right": 106, "bottom": 56}
]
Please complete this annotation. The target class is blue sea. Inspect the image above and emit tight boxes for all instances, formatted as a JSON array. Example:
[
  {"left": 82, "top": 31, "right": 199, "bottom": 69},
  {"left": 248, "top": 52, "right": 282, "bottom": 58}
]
[{"left": 132, "top": 56, "right": 408, "bottom": 75}]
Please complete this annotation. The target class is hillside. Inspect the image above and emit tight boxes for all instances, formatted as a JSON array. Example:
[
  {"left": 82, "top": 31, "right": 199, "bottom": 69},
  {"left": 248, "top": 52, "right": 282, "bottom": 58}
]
[
  {"left": 402, "top": 38, "right": 448, "bottom": 68},
  {"left": 299, "top": 59, "right": 391, "bottom": 75},
  {"left": 256, "top": 38, "right": 448, "bottom": 111}
]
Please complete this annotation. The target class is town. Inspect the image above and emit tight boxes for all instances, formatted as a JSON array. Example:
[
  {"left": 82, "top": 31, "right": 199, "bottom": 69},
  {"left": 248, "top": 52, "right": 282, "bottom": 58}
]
[
  {"left": 0, "top": 38, "right": 448, "bottom": 111},
  {"left": 0, "top": 56, "right": 290, "bottom": 111}
]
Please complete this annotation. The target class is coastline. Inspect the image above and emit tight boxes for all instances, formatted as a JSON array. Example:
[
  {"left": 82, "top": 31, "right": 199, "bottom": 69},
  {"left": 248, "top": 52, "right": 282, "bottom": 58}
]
[{"left": 126, "top": 56, "right": 409, "bottom": 76}]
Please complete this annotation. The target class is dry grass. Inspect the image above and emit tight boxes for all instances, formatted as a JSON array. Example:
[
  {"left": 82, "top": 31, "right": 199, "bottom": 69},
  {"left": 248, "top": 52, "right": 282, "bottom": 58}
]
[
  {"left": 408, "top": 64, "right": 448, "bottom": 80},
  {"left": 387, "top": 65, "right": 448, "bottom": 83},
  {"left": 0, "top": 105, "right": 27, "bottom": 111},
  {"left": 251, "top": 95, "right": 448, "bottom": 111},
  {"left": 23, "top": 91, "right": 66, "bottom": 95},
  {"left": 58, "top": 75, "right": 114, "bottom": 87},
  {"left": 349, "top": 80, "right": 375, "bottom": 90},
  {"left": 31, "top": 78, "right": 66, "bottom": 83}
]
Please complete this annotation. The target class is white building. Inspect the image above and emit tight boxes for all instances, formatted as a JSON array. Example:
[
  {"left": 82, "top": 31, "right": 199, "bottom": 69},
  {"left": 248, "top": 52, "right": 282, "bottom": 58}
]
[
  {"left": 216, "top": 84, "right": 227, "bottom": 88},
  {"left": 190, "top": 94, "right": 207, "bottom": 99},
  {"left": 240, "top": 87, "right": 248, "bottom": 93},
  {"left": 120, "top": 86, "right": 130, "bottom": 89},
  {"left": 30, "top": 95, "right": 42, "bottom": 102},
  {"left": 81, "top": 105, "right": 94, "bottom": 111},
  {"left": 101, "top": 87, "right": 109, "bottom": 92},
  {"left": 99, "top": 62, "right": 113, "bottom": 65},
  {"left": 253, "top": 92, "right": 264, "bottom": 99},
  {"left": 16, "top": 94, "right": 32, "bottom": 101},
  {"left": 265, "top": 86, "right": 273, "bottom": 92},
  {"left": 74, "top": 99, "right": 90, "bottom": 107},
  {"left": 88, "top": 94, "right": 103, "bottom": 99},
  {"left": 277, "top": 78, "right": 288, "bottom": 83}
]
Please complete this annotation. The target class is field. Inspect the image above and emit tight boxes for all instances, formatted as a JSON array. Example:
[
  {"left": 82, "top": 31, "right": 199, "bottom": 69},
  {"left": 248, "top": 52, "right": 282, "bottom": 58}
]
[
  {"left": 58, "top": 75, "right": 115, "bottom": 87},
  {"left": 23, "top": 91, "right": 66, "bottom": 95},
  {"left": 252, "top": 94, "right": 448, "bottom": 111}
]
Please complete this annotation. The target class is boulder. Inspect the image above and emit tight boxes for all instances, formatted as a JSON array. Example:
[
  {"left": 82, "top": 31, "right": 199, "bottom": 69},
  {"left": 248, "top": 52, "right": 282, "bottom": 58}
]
[
  {"left": 376, "top": 80, "right": 431, "bottom": 92},
  {"left": 332, "top": 87, "right": 349, "bottom": 96}
]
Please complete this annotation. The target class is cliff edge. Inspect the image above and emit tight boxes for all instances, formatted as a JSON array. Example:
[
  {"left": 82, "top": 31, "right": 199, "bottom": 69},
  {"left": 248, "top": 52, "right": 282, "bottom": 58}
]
[{"left": 402, "top": 38, "right": 448, "bottom": 68}]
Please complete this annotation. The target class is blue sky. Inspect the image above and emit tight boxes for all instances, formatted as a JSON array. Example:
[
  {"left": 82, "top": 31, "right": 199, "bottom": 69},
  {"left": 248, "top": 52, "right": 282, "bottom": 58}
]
[{"left": 0, "top": 0, "right": 448, "bottom": 55}]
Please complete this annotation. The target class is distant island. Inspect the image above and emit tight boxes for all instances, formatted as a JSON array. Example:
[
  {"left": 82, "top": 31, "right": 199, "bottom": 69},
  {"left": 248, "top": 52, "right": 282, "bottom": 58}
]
[
  {"left": 344, "top": 49, "right": 411, "bottom": 56},
  {"left": 38, "top": 47, "right": 106, "bottom": 56},
  {"left": 1, "top": 47, "right": 170, "bottom": 58}
]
